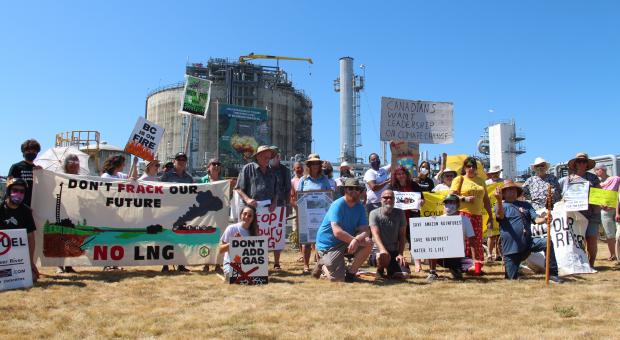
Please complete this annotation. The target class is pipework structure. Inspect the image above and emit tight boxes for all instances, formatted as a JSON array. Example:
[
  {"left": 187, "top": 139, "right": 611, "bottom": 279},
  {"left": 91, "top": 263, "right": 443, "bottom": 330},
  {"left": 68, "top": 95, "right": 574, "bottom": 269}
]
[{"left": 334, "top": 57, "right": 364, "bottom": 164}]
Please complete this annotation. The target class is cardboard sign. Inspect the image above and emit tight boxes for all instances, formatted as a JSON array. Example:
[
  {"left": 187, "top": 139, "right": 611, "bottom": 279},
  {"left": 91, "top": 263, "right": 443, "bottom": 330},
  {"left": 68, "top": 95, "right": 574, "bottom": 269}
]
[
  {"left": 589, "top": 187, "right": 618, "bottom": 208},
  {"left": 390, "top": 141, "right": 420, "bottom": 176},
  {"left": 32, "top": 170, "right": 229, "bottom": 266},
  {"left": 180, "top": 75, "right": 212, "bottom": 117},
  {"left": 394, "top": 191, "right": 422, "bottom": 210},
  {"left": 380, "top": 97, "right": 453, "bottom": 144},
  {"left": 228, "top": 236, "right": 269, "bottom": 285},
  {"left": 564, "top": 182, "right": 590, "bottom": 212},
  {"left": 409, "top": 216, "right": 465, "bottom": 259},
  {"left": 0, "top": 229, "right": 33, "bottom": 291},
  {"left": 256, "top": 206, "right": 286, "bottom": 251},
  {"left": 124, "top": 117, "right": 164, "bottom": 161},
  {"left": 296, "top": 191, "right": 333, "bottom": 244}
]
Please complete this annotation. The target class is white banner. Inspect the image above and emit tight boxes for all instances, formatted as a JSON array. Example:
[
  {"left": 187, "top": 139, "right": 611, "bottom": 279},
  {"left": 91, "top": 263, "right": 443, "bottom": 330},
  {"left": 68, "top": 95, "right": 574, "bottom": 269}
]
[
  {"left": 564, "top": 182, "right": 589, "bottom": 212},
  {"left": 409, "top": 216, "right": 465, "bottom": 259},
  {"left": 256, "top": 206, "right": 287, "bottom": 251},
  {"left": 297, "top": 191, "right": 333, "bottom": 244},
  {"left": 394, "top": 191, "right": 422, "bottom": 210},
  {"left": 0, "top": 229, "right": 33, "bottom": 291},
  {"left": 380, "top": 97, "right": 454, "bottom": 144},
  {"left": 124, "top": 117, "right": 164, "bottom": 161},
  {"left": 31, "top": 170, "right": 229, "bottom": 266},
  {"left": 228, "top": 236, "right": 269, "bottom": 285},
  {"left": 549, "top": 203, "right": 594, "bottom": 275}
]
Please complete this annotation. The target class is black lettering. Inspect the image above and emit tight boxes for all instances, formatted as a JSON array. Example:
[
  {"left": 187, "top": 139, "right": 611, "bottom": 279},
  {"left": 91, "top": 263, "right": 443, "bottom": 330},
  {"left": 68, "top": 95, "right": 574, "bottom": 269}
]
[
  {"left": 162, "top": 245, "right": 174, "bottom": 260},
  {"left": 68, "top": 179, "right": 77, "bottom": 188},
  {"left": 134, "top": 246, "right": 144, "bottom": 260},
  {"left": 147, "top": 246, "right": 159, "bottom": 260}
]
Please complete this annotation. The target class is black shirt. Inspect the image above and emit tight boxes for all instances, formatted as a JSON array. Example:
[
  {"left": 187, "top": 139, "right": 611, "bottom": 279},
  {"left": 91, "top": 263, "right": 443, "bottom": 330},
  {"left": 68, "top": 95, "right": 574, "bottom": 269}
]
[
  {"left": 0, "top": 201, "right": 36, "bottom": 233},
  {"left": 416, "top": 177, "right": 435, "bottom": 192},
  {"left": 8, "top": 161, "right": 34, "bottom": 206}
]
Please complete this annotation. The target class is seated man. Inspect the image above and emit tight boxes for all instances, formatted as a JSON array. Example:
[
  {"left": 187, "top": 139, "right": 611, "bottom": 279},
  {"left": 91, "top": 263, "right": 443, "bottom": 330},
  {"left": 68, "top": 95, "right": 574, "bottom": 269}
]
[
  {"left": 0, "top": 178, "right": 39, "bottom": 281},
  {"left": 494, "top": 180, "right": 563, "bottom": 283},
  {"left": 427, "top": 194, "right": 476, "bottom": 281},
  {"left": 313, "top": 178, "right": 373, "bottom": 282},
  {"left": 369, "top": 189, "right": 409, "bottom": 279}
]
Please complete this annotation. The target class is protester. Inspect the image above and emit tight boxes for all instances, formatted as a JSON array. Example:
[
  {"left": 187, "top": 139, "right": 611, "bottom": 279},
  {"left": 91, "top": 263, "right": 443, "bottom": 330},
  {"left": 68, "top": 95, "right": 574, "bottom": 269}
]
[
  {"left": 56, "top": 154, "right": 83, "bottom": 274},
  {"left": 218, "top": 206, "right": 259, "bottom": 280},
  {"left": 559, "top": 153, "right": 601, "bottom": 267},
  {"left": 101, "top": 154, "right": 138, "bottom": 179},
  {"left": 427, "top": 194, "right": 476, "bottom": 281},
  {"left": 235, "top": 145, "right": 279, "bottom": 269},
  {"left": 313, "top": 178, "right": 373, "bottom": 282},
  {"left": 290, "top": 161, "right": 304, "bottom": 254},
  {"left": 450, "top": 156, "right": 493, "bottom": 275},
  {"left": 432, "top": 168, "right": 457, "bottom": 192},
  {"left": 200, "top": 158, "right": 222, "bottom": 183},
  {"left": 163, "top": 162, "right": 174, "bottom": 173},
  {"left": 388, "top": 165, "right": 425, "bottom": 272},
  {"left": 522, "top": 157, "right": 562, "bottom": 211},
  {"left": 369, "top": 189, "right": 409, "bottom": 279},
  {"left": 322, "top": 161, "right": 337, "bottom": 191},
  {"left": 335, "top": 161, "right": 354, "bottom": 187},
  {"left": 7, "top": 139, "right": 42, "bottom": 207},
  {"left": 594, "top": 164, "right": 619, "bottom": 261},
  {"left": 494, "top": 180, "right": 563, "bottom": 283},
  {"left": 485, "top": 165, "right": 504, "bottom": 184},
  {"left": 160, "top": 152, "right": 193, "bottom": 272},
  {"left": 139, "top": 159, "right": 161, "bottom": 181},
  {"left": 296, "top": 155, "right": 332, "bottom": 274},
  {"left": 0, "top": 178, "right": 39, "bottom": 281},
  {"left": 270, "top": 146, "right": 291, "bottom": 271},
  {"left": 364, "top": 153, "right": 391, "bottom": 214},
  {"left": 415, "top": 161, "right": 435, "bottom": 192}
]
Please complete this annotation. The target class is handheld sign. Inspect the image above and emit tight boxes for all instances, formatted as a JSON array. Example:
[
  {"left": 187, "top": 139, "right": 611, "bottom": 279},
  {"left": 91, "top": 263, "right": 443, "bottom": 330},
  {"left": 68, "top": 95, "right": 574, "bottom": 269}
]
[
  {"left": 124, "top": 117, "right": 164, "bottom": 161},
  {"left": 409, "top": 216, "right": 465, "bottom": 259},
  {"left": 394, "top": 191, "right": 422, "bottom": 210},
  {"left": 296, "top": 191, "right": 333, "bottom": 244},
  {"left": 564, "top": 182, "right": 590, "bottom": 212},
  {"left": 589, "top": 187, "right": 618, "bottom": 208},
  {"left": 228, "top": 236, "right": 269, "bottom": 285},
  {"left": 380, "top": 97, "right": 453, "bottom": 144},
  {"left": 180, "top": 75, "right": 212, "bottom": 117},
  {"left": 256, "top": 206, "right": 287, "bottom": 251},
  {"left": 0, "top": 229, "right": 33, "bottom": 291}
]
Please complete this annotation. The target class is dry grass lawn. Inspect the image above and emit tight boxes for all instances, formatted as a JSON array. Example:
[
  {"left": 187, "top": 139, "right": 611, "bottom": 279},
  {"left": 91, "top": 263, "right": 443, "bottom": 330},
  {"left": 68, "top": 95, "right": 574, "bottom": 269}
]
[{"left": 2, "top": 242, "right": 620, "bottom": 339}]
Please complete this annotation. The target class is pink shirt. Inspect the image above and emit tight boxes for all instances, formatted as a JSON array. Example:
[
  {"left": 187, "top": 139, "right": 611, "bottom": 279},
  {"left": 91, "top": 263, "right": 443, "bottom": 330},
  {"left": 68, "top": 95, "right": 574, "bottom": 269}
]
[{"left": 601, "top": 176, "right": 620, "bottom": 192}]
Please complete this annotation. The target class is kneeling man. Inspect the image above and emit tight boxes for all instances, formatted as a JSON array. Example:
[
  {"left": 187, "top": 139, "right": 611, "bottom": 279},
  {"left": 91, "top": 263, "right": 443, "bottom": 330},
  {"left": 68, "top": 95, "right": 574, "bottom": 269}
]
[{"left": 313, "top": 178, "right": 372, "bottom": 282}]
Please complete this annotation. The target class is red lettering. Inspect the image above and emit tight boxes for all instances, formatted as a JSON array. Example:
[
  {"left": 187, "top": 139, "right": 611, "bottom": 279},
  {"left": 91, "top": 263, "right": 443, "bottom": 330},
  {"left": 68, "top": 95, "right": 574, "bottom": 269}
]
[
  {"left": 94, "top": 246, "right": 107, "bottom": 260},
  {"left": 111, "top": 246, "right": 124, "bottom": 260},
  {"left": 154, "top": 186, "right": 164, "bottom": 194},
  {"left": 136, "top": 185, "right": 145, "bottom": 194},
  {"left": 126, "top": 184, "right": 135, "bottom": 193},
  {"left": 117, "top": 184, "right": 125, "bottom": 192},
  {"left": 146, "top": 185, "right": 154, "bottom": 194}
]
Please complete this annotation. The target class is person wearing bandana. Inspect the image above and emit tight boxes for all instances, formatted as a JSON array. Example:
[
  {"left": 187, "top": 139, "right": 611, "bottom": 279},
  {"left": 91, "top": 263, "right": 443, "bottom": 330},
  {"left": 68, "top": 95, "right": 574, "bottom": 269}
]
[
  {"left": 0, "top": 178, "right": 39, "bottom": 281},
  {"left": 7, "top": 139, "right": 42, "bottom": 207}
]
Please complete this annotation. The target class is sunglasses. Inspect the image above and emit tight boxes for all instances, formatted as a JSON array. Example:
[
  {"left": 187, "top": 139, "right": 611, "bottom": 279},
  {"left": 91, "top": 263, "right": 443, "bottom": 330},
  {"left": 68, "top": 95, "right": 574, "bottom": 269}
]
[
  {"left": 576, "top": 159, "right": 588, "bottom": 164},
  {"left": 444, "top": 174, "right": 455, "bottom": 178},
  {"left": 381, "top": 196, "right": 394, "bottom": 200},
  {"left": 175, "top": 158, "right": 187, "bottom": 162},
  {"left": 11, "top": 189, "right": 26, "bottom": 194},
  {"left": 345, "top": 187, "right": 362, "bottom": 192},
  {"left": 211, "top": 163, "right": 221, "bottom": 166},
  {"left": 465, "top": 164, "right": 475, "bottom": 168}
]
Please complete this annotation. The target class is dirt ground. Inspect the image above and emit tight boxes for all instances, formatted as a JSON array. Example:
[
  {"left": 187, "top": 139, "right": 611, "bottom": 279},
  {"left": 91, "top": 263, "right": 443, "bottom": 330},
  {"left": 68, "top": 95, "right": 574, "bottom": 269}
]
[{"left": 2, "top": 242, "right": 619, "bottom": 339}]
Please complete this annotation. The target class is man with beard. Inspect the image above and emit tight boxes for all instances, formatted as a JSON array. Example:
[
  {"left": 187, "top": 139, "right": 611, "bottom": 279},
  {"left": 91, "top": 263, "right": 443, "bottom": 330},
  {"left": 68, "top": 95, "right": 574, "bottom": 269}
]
[{"left": 369, "top": 189, "right": 409, "bottom": 279}]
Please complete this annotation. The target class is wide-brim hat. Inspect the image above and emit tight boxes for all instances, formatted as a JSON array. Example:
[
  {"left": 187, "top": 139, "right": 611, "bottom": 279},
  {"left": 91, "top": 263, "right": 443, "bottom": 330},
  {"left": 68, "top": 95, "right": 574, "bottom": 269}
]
[
  {"left": 443, "top": 194, "right": 460, "bottom": 204},
  {"left": 252, "top": 145, "right": 275, "bottom": 159},
  {"left": 567, "top": 152, "right": 595, "bottom": 171},
  {"left": 146, "top": 159, "right": 160, "bottom": 169},
  {"left": 441, "top": 167, "right": 457, "bottom": 179},
  {"left": 501, "top": 179, "right": 523, "bottom": 196},
  {"left": 530, "top": 157, "right": 550, "bottom": 171},
  {"left": 486, "top": 165, "right": 502, "bottom": 174},
  {"left": 341, "top": 177, "right": 363, "bottom": 188},
  {"left": 305, "top": 155, "right": 322, "bottom": 165},
  {"left": 340, "top": 161, "right": 351, "bottom": 169}
]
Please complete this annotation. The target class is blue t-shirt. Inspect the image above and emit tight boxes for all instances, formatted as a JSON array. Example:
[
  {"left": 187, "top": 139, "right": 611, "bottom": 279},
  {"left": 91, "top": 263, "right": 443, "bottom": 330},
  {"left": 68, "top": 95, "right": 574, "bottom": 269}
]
[
  {"left": 495, "top": 200, "right": 537, "bottom": 255},
  {"left": 297, "top": 175, "right": 332, "bottom": 192},
  {"left": 316, "top": 197, "right": 368, "bottom": 251}
]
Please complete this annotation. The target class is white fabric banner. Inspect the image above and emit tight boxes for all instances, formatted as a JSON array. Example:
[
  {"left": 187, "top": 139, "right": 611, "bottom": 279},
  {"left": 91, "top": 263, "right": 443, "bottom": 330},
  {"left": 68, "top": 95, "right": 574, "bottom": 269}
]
[
  {"left": 256, "top": 206, "right": 286, "bottom": 251},
  {"left": 409, "top": 216, "right": 465, "bottom": 259},
  {"left": 0, "top": 229, "right": 33, "bottom": 291},
  {"left": 31, "top": 170, "right": 229, "bottom": 266},
  {"left": 549, "top": 202, "right": 595, "bottom": 275}
]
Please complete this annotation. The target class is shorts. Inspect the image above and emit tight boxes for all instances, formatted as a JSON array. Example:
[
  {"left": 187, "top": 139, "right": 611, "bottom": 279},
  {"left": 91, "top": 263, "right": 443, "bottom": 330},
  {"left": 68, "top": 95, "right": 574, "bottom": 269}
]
[
  {"left": 318, "top": 243, "right": 365, "bottom": 281},
  {"left": 601, "top": 209, "right": 618, "bottom": 239},
  {"left": 586, "top": 219, "right": 601, "bottom": 237},
  {"left": 380, "top": 250, "right": 404, "bottom": 277}
]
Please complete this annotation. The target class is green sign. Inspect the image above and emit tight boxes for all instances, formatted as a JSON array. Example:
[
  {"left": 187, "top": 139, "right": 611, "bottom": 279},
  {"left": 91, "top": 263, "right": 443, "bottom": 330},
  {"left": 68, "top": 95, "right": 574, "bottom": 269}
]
[
  {"left": 218, "top": 104, "right": 270, "bottom": 177},
  {"left": 180, "top": 75, "right": 211, "bottom": 116}
]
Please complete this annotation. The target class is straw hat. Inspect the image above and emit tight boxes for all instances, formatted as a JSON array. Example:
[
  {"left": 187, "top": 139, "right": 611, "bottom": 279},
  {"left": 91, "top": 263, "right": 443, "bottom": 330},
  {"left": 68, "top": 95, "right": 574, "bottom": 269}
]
[
  {"left": 530, "top": 157, "right": 550, "bottom": 171},
  {"left": 501, "top": 179, "right": 523, "bottom": 196},
  {"left": 251, "top": 145, "right": 275, "bottom": 159},
  {"left": 440, "top": 167, "right": 457, "bottom": 179},
  {"left": 305, "top": 155, "right": 322, "bottom": 165},
  {"left": 486, "top": 165, "right": 502, "bottom": 174},
  {"left": 567, "top": 152, "right": 595, "bottom": 171}
]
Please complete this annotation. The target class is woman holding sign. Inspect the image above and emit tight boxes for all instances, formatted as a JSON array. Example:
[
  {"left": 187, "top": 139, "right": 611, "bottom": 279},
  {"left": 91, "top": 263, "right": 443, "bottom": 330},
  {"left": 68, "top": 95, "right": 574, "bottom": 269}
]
[
  {"left": 219, "top": 206, "right": 259, "bottom": 279},
  {"left": 295, "top": 155, "right": 333, "bottom": 274},
  {"left": 450, "top": 157, "right": 493, "bottom": 275}
]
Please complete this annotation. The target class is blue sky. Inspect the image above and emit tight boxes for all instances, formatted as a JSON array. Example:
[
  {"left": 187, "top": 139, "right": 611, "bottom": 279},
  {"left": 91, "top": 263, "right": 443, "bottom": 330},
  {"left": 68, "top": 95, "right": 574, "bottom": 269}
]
[{"left": 1, "top": 1, "right": 619, "bottom": 174}]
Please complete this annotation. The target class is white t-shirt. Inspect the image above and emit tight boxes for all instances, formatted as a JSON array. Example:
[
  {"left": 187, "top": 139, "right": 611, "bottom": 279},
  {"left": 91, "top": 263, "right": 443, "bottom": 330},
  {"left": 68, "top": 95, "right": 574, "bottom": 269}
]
[
  {"left": 433, "top": 183, "right": 451, "bottom": 192},
  {"left": 139, "top": 173, "right": 159, "bottom": 182},
  {"left": 220, "top": 223, "right": 251, "bottom": 272},
  {"left": 364, "top": 165, "right": 391, "bottom": 204},
  {"left": 101, "top": 172, "right": 128, "bottom": 179},
  {"left": 460, "top": 215, "right": 475, "bottom": 238}
]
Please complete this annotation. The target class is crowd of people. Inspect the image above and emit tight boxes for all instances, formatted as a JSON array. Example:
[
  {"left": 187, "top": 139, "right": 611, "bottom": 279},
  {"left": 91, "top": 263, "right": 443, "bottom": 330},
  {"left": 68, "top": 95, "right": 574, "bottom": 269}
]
[{"left": 3, "top": 138, "right": 620, "bottom": 285}]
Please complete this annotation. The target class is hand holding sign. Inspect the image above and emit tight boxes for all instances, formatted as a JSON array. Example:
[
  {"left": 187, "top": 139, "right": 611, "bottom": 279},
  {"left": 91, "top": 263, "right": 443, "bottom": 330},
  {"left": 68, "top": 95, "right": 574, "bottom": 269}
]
[{"left": 125, "top": 117, "right": 164, "bottom": 161}]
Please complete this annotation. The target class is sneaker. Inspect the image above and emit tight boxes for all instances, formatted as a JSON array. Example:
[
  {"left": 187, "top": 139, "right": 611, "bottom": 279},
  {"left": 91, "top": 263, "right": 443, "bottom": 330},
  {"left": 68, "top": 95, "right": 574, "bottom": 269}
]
[
  {"left": 549, "top": 275, "right": 564, "bottom": 284},
  {"left": 64, "top": 266, "right": 77, "bottom": 273},
  {"left": 311, "top": 262, "right": 322, "bottom": 279},
  {"left": 203, "top": 265, "right": 210, "bottom": 272},
  {"left": 426, "top": 272, "right": 439, "bottom": 283},
  {"left": 177, "top": 265, "right": 190, "bottom": 272},
  {"left": 56, "top": 267, "right": 65, "bottom": 274},
  {"left": 344, "top": 271, "right": 358, "bottom": 283},
  {"left": 161, "top": 265, "right": 169, "bottom": 272},
  {"left": 448, "top": 267, "right": 463, "bottom": 280}
]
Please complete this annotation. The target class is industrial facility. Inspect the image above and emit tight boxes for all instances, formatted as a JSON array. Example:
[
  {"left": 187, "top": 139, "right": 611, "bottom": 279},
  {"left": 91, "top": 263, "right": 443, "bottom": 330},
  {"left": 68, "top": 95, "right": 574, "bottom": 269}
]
[
  {"left": 334, "top": 57, "right": 364, "bottom": 164},
  {"left": 146, "top": 57, "right": 313, "bottom": 175},
  {"left": 477, "top": 120, "right": 526, "bottom": 179}
]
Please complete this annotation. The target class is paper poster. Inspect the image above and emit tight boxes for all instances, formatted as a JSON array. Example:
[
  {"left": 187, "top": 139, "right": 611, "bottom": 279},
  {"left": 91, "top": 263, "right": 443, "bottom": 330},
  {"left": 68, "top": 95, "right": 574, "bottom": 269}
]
[
  {"left": 394, "top": 191, "right": 422, "bottom": 210},
  {"left": 180, "top": 75, "right": 212, "bottom": 117},
  {"left": 589, "top": 187, "right": 618, "bottom": 208},
  {"left": 228, "top": 236, "right": 269, "bottom": 285},
  {"left": 409, "top": 216, "right": 465, "bottom": 259},
  {"left": 420, "top": 191, "right": 449, "bottom": 217},
  {"left": 380, "top": 97, "right": 453, "bottom": 144},
  {"left": 0, "top": 229, "right": 33, "bottom": 291},
  {"left": 564, "top": 182, "right": 590, "bottom": 212},
  {"left": 256, "top": 206, "right": 286, "bottom": 251},
  {"left": 297, "top": 191, "right": 333, "bottom": 244},
  {"left": 31, "top": 170, "right": 229, "bottom": 266},
  {"left": 124, "top": 117, "right": 164, "bottom": 161}
]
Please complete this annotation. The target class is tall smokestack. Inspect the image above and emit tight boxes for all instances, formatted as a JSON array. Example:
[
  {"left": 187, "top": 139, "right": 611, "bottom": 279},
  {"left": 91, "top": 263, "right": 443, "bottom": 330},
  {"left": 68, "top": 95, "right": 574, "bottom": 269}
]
[{"left": 339, "top": 57, "right": 354, "bottom": 163}]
